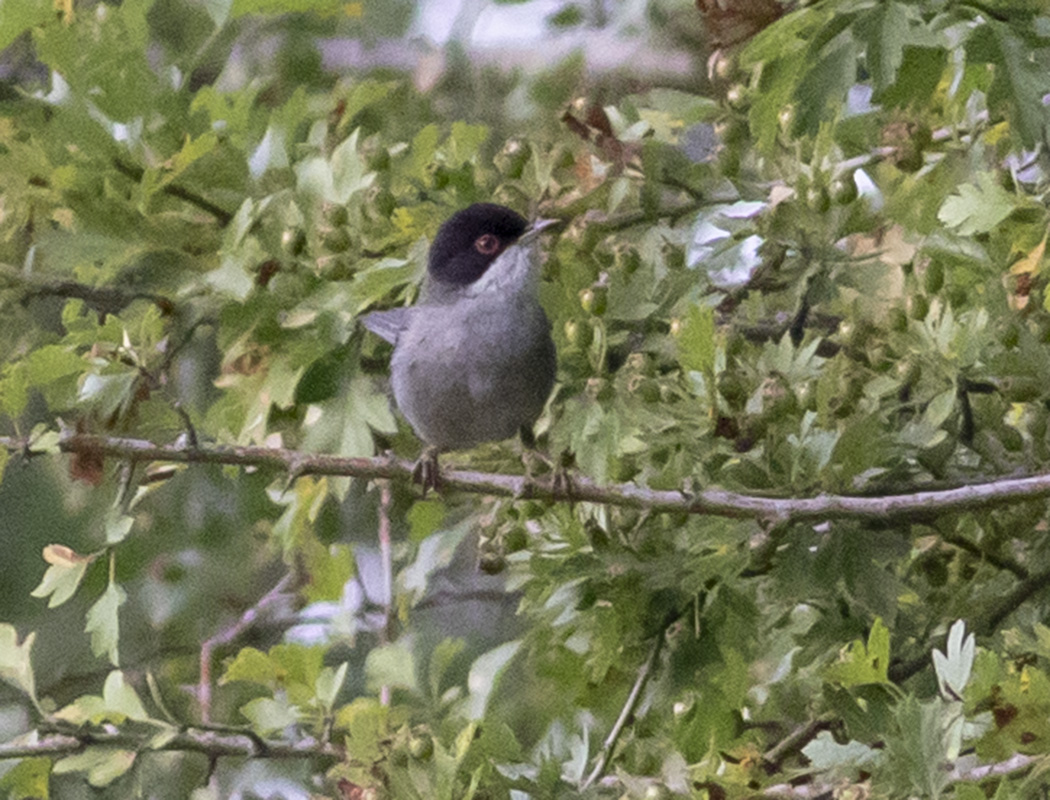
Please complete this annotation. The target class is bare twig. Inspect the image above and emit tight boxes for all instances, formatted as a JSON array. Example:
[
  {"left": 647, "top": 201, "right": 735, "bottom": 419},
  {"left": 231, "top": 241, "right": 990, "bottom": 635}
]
[
  {"left": 764, "top": 751, "right": 1039, "bottom": 798},
  {"left": 581, "top": 628, "right": 666, "bottom": 790},
  {"left": 199, "top": 574, "right": 294, "bottom": 723},
  {"left": 377, "top": 480, "right": 393, "bottom": 706},
  {"left": 941, "top": 532, "right": 1029, "bottom": 580},
  {"left": 979, "top": 566, "right": 1050, "bottom": 634},
  {"left": 111, "top": 158, "right": 234, "bottom": 226},
  {"left": 762, "top": 714, "right": 835, "bottom": 770},
  {"left": 0, "top": 264, "right": 174, "bottom": 318},
  {"left": 0, "top": 726, "right": 344, "bottom": 761}
]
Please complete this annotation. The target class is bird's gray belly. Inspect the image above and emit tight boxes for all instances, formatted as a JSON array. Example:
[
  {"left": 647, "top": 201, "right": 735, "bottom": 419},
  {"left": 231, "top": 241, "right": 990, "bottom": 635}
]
[{"left": 390, "top": 302, "right": 554, "bottom": 451}]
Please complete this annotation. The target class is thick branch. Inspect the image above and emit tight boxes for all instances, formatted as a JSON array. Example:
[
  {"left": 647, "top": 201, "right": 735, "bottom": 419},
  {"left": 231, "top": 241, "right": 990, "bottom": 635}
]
[
  {"left": 0, "top": 727, "right": 342, "bottom": 761},
  {"left": 11, "top": 432, "right": 1050, "bottom": 525}
]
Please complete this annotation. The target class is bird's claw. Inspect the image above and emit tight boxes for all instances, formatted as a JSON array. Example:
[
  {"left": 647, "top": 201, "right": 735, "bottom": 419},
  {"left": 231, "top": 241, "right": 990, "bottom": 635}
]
[
  {"left": 551, "top": 449, "right": 577, "bottom": 501},
  {"left": 412, "top": 446, "right": 442, "bottom": 496}
]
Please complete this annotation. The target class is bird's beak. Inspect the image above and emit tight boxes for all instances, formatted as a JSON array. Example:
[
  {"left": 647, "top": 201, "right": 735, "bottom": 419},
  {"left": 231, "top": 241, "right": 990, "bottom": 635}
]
[{"left": 516, "top": 216, "right": 562, "bottom": 247}]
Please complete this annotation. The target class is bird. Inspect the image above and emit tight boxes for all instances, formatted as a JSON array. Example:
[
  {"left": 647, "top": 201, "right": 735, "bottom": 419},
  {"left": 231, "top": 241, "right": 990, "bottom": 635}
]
[{"left": 360, "top": 203, "right": 558, "bottom": 490}]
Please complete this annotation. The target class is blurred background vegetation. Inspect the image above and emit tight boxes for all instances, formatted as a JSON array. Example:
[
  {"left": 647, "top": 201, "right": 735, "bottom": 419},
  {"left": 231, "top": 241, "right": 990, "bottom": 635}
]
[{"left": 2, "top": 0, "right": 1050, "bottom": 798}]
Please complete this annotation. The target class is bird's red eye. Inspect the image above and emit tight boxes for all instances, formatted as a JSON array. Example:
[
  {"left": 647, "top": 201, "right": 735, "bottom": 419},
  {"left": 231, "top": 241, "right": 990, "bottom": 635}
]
[{"left": 475, "top": 234, "right": 501, "bottom": 255}]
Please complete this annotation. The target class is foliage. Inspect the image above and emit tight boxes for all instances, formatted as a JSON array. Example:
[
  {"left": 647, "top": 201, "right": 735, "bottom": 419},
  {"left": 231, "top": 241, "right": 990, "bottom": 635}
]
[{"left": 0, "top": 0, "right": 1050, "bottom": 797}]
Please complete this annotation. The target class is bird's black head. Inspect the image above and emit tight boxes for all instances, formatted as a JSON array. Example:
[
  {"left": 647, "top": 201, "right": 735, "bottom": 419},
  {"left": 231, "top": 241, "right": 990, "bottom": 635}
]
[{"left": 428, "top": 203, "right": 529, "bottom": 286}]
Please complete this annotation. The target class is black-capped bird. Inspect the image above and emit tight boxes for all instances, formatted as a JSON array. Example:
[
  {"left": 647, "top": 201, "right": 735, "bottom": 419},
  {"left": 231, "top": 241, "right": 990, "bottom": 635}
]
[{"left": 361, "top": 203, "right": 558, "bottom": 489}]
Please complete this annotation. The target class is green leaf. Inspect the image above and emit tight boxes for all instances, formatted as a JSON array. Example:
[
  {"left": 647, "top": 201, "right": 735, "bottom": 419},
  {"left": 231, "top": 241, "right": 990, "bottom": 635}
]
[
  {"left": 448, "top": 121, "right": 489, "bottom": 164},
  {"left": 792, "top": 37, "right": 857, "bottom": 138},
  {"left": 53, "top": 748, "right": 136, "bottom": 788},
  {"left": 937, "top": 173, "right": 1016, "bottom": 235},
  {"left": 104, "top": 511, "right": 135, "bottom": 546},
  {"left": 240, "top": 695, "right": 301, "bottom": 734},
  {"left": 878, "top": 46, "right": 946, "bottom": 108},
  {"left": 221, "top": 647, "right": 278, "bottom": 687},
  {"left": 86, "top": 581, "right": 126, "bottom": 667},
  {"left": 407, "top": 499, "right": 448, "bottom": 544},
  {"left": 333, "top": 697, "right": 388, "bottom": 763},
  {"left": 429, "top": 638, "right": 466, "bottom": 700},
  {"left": 102, "top": 670, "right": 150, "bottom": 721},
  {"left": 884, "top": 696, "right": 953, "bottom": 797},
  {"left": 0, "top": 624, "right": 37, "bottom": 703},
  {"left": 229, "top": 0, "right": 345, "bottom": 16},
  {"left": 77, "top": 372, "right": 138, "bottom": 421},
  {"left": 365, "top": 642, "right": 417, "bottom": 693},
  {"left": 0, "top": 0, "right": 53, "bottom": 51},
  {"left": 314, "top": 662, "right": 348, "bottom": 712},
  {"left": 676, "top": 304, "right": 716, "bottom": 374},
  {"left": 465, "top": 641, "right": 521, "bottom": 720},
  {"left": 0, "top": 757, "right": 51, "bottom": 799},
  {"left": 329, "top": 129, "right": 375, "bottom": 203},
  {"left": 302, "top": 541, "right": 354, "bottom": 603},
  {"left": 985, "top": 21, "right": 1050, "bottom": 148},
  {"left": 824, "top": 617, "right": 891, "bottom": 686},
  {"left": 859, "top": 1, "right": 911, "bottom": 92},
  {"left": 802, "top": 731, "right": 880, "bottom": 772}
]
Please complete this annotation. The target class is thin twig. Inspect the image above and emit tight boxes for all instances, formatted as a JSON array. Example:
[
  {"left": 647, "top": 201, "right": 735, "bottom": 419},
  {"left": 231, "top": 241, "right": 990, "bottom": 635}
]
[
  {"left": 111, "top": 158, "right": 233, "bottom": 226},
  {"left": 377, "top": 480, "right": 393, "bottom": 707},
  {"left": 762, "top": 714, "right": 835, "bottom": 770},
  {"left": 941, "top": 532, "right": 1029, "bottom": 580},
  {"left": 580, "top": 629, "right": 666, "bottom": 790},
  {"left": 0, "top": 264, "right": 175, "bottom": 318},
  {"left": 199, "top": 574, "right": 294, "bottom": 722}
]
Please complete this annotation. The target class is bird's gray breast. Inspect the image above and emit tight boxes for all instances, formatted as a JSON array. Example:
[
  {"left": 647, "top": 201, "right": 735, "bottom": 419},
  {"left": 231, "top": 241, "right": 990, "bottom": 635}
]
[{"left": 389, "top": 294, "right": 555, "bottom": 451}]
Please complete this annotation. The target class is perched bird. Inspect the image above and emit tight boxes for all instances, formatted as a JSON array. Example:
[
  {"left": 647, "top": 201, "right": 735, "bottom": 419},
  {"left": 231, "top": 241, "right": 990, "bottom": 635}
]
[{"left": 361, "top": 203, "right": 558, "bottom": 489}]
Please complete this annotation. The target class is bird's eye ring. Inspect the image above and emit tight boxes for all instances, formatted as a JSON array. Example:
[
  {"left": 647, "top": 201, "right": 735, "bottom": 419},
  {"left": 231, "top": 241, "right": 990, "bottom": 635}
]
[{"left": 475, "top": 234, "right": 501, "bottom": 255}]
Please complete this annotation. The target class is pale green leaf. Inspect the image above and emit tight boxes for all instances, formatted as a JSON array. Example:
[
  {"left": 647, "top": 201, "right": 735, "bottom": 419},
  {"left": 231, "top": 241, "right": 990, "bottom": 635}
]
[
  {"left": 54, "top": 747, "right": 136, "bottom": 787},
  {"left": 0, "top": 624, "right": 37, "bottom": 702},
  {"left": 86, "top": 582, "right": 126, "bottom": 667},
  {"left": 802, "top": 731, "right": 880, "bottom": 771},
  {"left": 314, "top": 663, "right": 348, "bottom": 712},
  {"left": 365, "top": 642, "right": 417, "bottom": 694},
  {"left": 240, "top": 696, "right": 300, "bottom": 734},
  {"left": 102, "top": 670, "right": 150, "bottom": 721},
  {"left": 220, "top": 647, "right": 278, "bottom": 687},
  {"left": 466, "top": 640, "right": 521, "bottom": 720},
  {"left": 937, "top": 173, "right": 1016, "bottom": 235}
]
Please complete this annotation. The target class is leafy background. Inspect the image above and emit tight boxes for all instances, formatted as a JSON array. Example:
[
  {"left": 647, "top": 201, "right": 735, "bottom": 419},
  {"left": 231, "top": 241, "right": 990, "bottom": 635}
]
[{"left": 1, "top": 0, "right": 1050, "bottom": 797}]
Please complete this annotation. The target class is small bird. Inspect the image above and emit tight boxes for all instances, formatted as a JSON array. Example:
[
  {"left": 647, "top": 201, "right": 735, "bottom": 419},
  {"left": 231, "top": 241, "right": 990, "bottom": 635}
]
[{"left": 361, "top": 203, "right": 558, "bottom": 489}]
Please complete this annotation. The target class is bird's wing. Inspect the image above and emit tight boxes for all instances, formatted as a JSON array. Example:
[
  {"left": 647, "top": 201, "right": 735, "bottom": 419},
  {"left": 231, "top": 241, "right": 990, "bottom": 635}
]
[{"left": 359, "top": 308, "right": 412, "bottom": 344}]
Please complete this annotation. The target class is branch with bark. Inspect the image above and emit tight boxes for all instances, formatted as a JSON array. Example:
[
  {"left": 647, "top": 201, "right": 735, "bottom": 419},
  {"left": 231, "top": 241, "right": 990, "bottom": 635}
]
[
  {"left": 9, "top": 431, "right": 1050, "bottom": 525},
  {"left": 0, "top": 725, "right": 344, "bottom": 761}
]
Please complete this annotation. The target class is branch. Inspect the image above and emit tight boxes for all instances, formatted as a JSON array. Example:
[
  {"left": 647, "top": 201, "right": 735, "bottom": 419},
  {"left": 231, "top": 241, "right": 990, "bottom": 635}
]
[
  {"left": 199, "top": 574, "right": 295, "bottom": 723},
  {"left": 15, "top": 432, "right": 1050, "bottom": 525},
  {"left": 0, "top": 726, "right": 343, "bottom": 761},
  {"left": 764, "top": 752, "right": 1037, "bottom": 798},
  {"left": 762, "top": 714, "right": 835, "bottom": 770},
  {"left": 580, "top": 626, "right": 666, "bottom": 790},
  {"left": 888, "top": 567, "right": 1050, "bottom": 684},
  {"left": 0, "top": 265, "right": 174, "bottom": 318},
  {"left": 111, "top": 158, "right": 233, "bottom": 226}
]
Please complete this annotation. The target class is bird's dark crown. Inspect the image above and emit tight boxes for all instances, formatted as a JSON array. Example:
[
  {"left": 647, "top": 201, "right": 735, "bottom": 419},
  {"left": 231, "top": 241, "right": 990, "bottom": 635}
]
[{"left": 428, "top": 203, "right": 529, "bottom": 286}]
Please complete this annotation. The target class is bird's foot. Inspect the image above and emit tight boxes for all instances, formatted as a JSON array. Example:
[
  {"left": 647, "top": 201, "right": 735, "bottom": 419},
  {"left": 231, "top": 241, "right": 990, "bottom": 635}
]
[
  {"left": 411, "top": 446, "right": 443, "bottom": 497},
  {"left": 551, "top": 449, "right": 577, "bottom": 499},
  {"left": 517, "top": 431, "right": 576, "bottom": 502}
]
